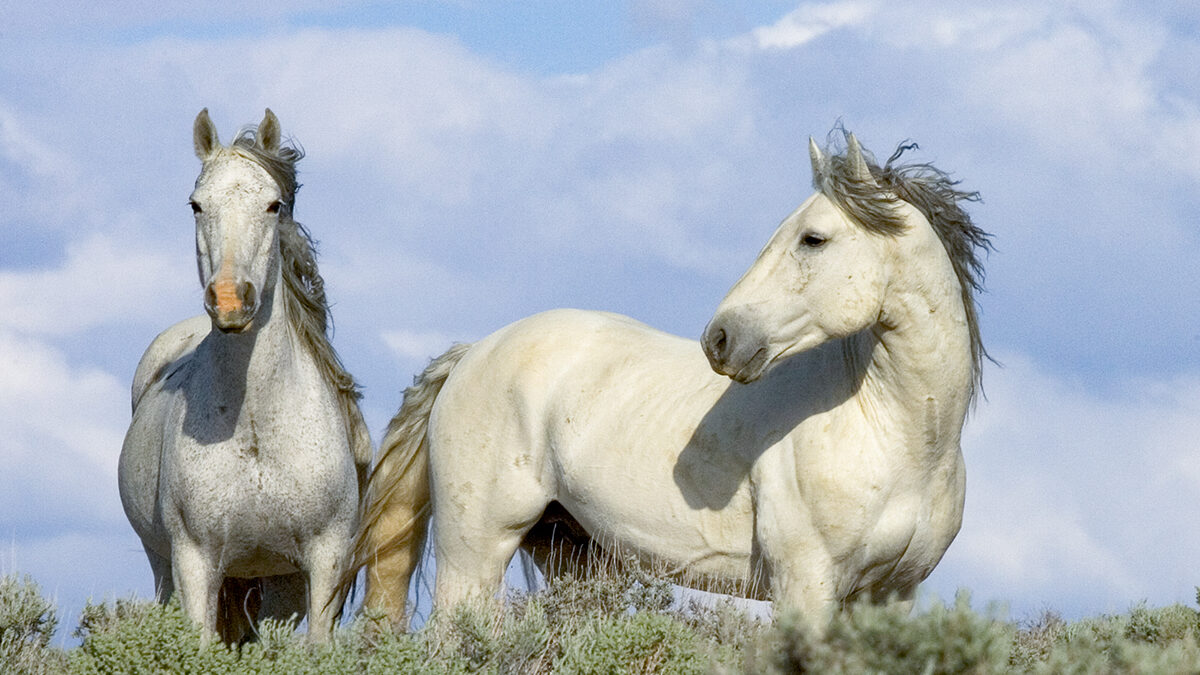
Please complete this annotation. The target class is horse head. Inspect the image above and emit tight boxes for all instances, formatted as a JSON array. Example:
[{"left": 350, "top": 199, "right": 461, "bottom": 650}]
[
  {"left": 189, "top": 108, "right": 291, "bottom": 333},
  {"left": 702, "top": 134, "right": 901, "bottom": 383}
]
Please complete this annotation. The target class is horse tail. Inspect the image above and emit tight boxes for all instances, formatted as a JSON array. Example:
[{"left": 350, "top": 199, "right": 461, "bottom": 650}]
[{"left": 341, "top": 342, "right": 473, "bottom": 627}]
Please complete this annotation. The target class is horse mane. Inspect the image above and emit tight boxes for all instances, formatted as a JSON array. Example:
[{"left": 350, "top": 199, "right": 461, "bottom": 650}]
[
  {"left": 226, "top": 128, "right": 373, "bottom": 483},
  {"left": 813, "top": 130, "right": 993, "bottom": 399}
]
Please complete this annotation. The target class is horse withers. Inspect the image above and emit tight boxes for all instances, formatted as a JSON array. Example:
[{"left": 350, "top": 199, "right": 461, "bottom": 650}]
[{"left": 118, "top": 109, "right": 371, "bottom": 643}]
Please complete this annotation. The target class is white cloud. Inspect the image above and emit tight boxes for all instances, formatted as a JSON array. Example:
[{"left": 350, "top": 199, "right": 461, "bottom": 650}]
[
  {"left": 862, "top": 5, "right": 1051, "bottom": 51},
  {"left": 83, "top": 27, "right": 755, "bottom": 279},
  {"left": 926, "top": 352, "right": 1200, "bottom": 617},
  {"left": 967, "top": 21, "right": 1159, "bottom": 155},
  {"left": 2, "top": 529, "right": 155, "bottom": 641},
  {"left": 0, "top": 233, "right": 193, "bottom": 336},
  {"left": 852, "top": 2, "right": 1200, "bottom": 184},
  {"left": 0, "top": 105, "right": 76, "bottom": 179},
  {"left": 381, "top": 328, "right": 470, "bottom": 365},
  {"left": 0, "top": 103, "right": 91, "bottom": 230},
  {"left": 0, "top": 329, "right": 129, "bottom": 529},
  {"left": 737, "top": 1, "right": 875, "bottom": 51}
]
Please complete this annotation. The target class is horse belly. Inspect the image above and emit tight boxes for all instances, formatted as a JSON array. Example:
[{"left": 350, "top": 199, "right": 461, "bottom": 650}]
[
  {"left": 551, "top": 421, "right": 758, "bottom": 585},
  {"left": 119, "top": 385, "right": 182, "bottom": 558}
]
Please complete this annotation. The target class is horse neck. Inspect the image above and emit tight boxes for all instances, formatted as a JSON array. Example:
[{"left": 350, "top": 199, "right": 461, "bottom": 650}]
[
  {"left": 852, "top": 233, "right": 974, "bottom": 454},
  {"left": 204, "top": 268, "right": 309, "bottom": 402}
]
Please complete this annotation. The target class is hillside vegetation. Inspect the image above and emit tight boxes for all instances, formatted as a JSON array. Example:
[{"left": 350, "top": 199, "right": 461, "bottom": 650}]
[{"left": 5, "top": 569, "right": 1200, "bottom": 673}]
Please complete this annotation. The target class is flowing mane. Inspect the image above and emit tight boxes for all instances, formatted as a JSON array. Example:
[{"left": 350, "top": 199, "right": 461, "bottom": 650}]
[
  {"left": 812, "top": 131, "right": 992, "bottom": 398},
  {"left": 228, "top": 128, "right": 372, "bottom": 483}
]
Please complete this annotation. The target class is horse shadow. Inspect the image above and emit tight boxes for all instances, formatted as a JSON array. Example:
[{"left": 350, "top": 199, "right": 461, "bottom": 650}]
[
  {"left": 158, "top": 327, "right": 258, "bottom": 446},
  {"left": 671, "top": 338, "right": 869, "bottom": 511}
]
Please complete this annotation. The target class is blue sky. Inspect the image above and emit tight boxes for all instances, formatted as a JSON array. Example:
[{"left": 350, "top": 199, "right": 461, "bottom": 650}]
[{"left": 2, "top": 0, "right": 1199, "bottom": 637}]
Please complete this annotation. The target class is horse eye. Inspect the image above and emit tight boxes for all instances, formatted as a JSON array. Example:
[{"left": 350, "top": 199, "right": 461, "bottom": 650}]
[
  {"left": 801, "top": 233, "right": 827, "bottom": 248},
  {"left": 266, "top": 201, "right": 282, "bottom": 214},
  {"left": 189, "top": 200, "right": 202, "bottom": 215}
]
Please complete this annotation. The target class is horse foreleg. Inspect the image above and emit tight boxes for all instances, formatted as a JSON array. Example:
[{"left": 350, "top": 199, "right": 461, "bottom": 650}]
[
  {"left": 769, "top": 566, "right": 839, "bottom": 637},
  {"left": 171, "top": 540, "right": 221, "bottom": 644},
  {"left": 302, "top": 533, "right": 353, "bottom": 643},
  {"left": 432, "top": 489, "right": 553, "bottom": 613},
  {"left": 752, "top": 482, "right": 839, "bottom": 637},
  {"left": 144, "top": 545, "right": 174, "bottom": 603}
]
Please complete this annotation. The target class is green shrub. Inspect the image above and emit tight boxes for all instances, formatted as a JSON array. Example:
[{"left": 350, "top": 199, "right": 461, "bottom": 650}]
[
  {"left": 676, "top": 596, "right": 765, "bottom": 668},
  {"left": 71, "top": 597, "right": 381, "bottom": 674},
  {"left": 758, "top": 591, "right": 1013, "bottom": 674},
  {"left": 0, "top": 574, "right": 67, "bottom": 675},
  {"left": 1009, "top": 611, "right": 1066, "bottom": 671},
  {"left": 72, "top": 597, "right": 245, "bottom": 674},
  {"left": 422, "top": 597, "right": 555, "bottom": 673},
  {"left": 22, "top": 564, "right": 1200, "bottom": 673},
  {"left": 555, "top": 612, "right": 709, "bottom": 674},
  {"left": 1020, "top": 603, "right": 1200, "bottom": 673}
]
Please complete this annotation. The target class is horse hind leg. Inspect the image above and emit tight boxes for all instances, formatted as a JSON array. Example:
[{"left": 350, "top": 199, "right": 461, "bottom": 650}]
[
  {"left": 216, "top": 577, "right": 263, "bottom": 644},
  {"left": 362, "top": 497, "right": 431, "bottom": 629},
  {"left": 432, "top": 487, "right": 552, "bottom": 613}
]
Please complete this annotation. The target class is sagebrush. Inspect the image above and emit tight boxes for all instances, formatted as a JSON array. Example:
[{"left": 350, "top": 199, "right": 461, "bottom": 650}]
[{"left": 6, "top": 571, "right": 1200, "bottom": 673}]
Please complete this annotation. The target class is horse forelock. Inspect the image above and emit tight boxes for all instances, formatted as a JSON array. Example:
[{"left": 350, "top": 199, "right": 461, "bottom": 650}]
[
  {"left": 812, "top": 130, "right": 993, "bottom": 399},
  {"left": 228, "top": 126, "right": 303, "bottom": 211}
]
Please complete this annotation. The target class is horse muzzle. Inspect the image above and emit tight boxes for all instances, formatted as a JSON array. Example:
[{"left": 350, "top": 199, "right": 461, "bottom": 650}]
[
  {"left": 204, "top": 278, "right": 259, "bottom": 333},
  {"left": 702, "top": 317, "right": 770, "bottom": 384}
]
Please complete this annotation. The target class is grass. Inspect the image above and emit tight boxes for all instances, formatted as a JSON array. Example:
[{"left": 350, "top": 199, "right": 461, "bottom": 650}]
[{"left": 6, "top": 570, "right": 1200, "bottom": 673}]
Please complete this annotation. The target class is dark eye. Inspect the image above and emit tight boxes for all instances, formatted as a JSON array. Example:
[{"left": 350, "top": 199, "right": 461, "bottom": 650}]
[
  {"left": 189, "top": 200, "right": 202, "bottom": 215},
  {"left": 266, "top": 201, "right": 282, "bottom": 214},
  {"left": 801, "top": 233, "right": 827, "bottom": 248}
]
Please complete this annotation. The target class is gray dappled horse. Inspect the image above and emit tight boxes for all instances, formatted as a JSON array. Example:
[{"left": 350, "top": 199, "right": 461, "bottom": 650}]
[{"left": 119, "top": 109, "right": 370, "bottom": 643}]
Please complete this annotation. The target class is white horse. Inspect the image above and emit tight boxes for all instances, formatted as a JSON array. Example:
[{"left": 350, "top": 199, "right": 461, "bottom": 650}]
[
  {"left": 351, "top": 131, "right": 989, "bottom": 634},
  {"left": 118, "top": 109, "right": 371, "bottom": 643}
]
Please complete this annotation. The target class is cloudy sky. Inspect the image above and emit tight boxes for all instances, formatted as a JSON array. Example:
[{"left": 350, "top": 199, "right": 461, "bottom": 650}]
[{"left": 2, "top": 0, "right": 1198, "bottom": 636}]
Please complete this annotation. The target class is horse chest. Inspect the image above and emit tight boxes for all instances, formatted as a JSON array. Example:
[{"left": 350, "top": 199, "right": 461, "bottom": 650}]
[
  {"left": 752, "top": 417, "right": 962, "bottom": 579},
  {"left": 165, "top": 400, "right": 352, "bottom": 527},
  {"left": 816, "top": 450, "right": 962, "bottom": 594}
]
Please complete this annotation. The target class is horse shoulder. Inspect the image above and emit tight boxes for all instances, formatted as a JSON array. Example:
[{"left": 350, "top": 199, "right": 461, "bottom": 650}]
[
  {"left": 131, "top": 315, "right": 210, "bottom": 411},
  {"left": 121, "top": 316, "right": 209, "bottom": 557}
]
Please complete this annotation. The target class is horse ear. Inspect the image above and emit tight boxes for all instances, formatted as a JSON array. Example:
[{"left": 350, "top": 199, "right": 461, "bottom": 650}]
[
  {"left": 845, "top": 133, "right": 877, "bottom": 186},
  {"left": 194, "top": 108, "right": 220, "bottom": 160},
  {"left": 258, "top": 109, "right": 281, "bottom": 153},
  {"left": 808, "top": 137, "right": 826, "bottom": 184}
]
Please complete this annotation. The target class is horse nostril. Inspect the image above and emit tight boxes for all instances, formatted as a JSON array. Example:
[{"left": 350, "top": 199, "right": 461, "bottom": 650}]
[
  {"left": 704, "top": 326, "right": 729, "bottom": 363},
  {"left": 240, "top": 281, "right": 257, "bottom": 313},
  {"left": 204, "top": 284, "right": 218, "bottom": 313}
]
